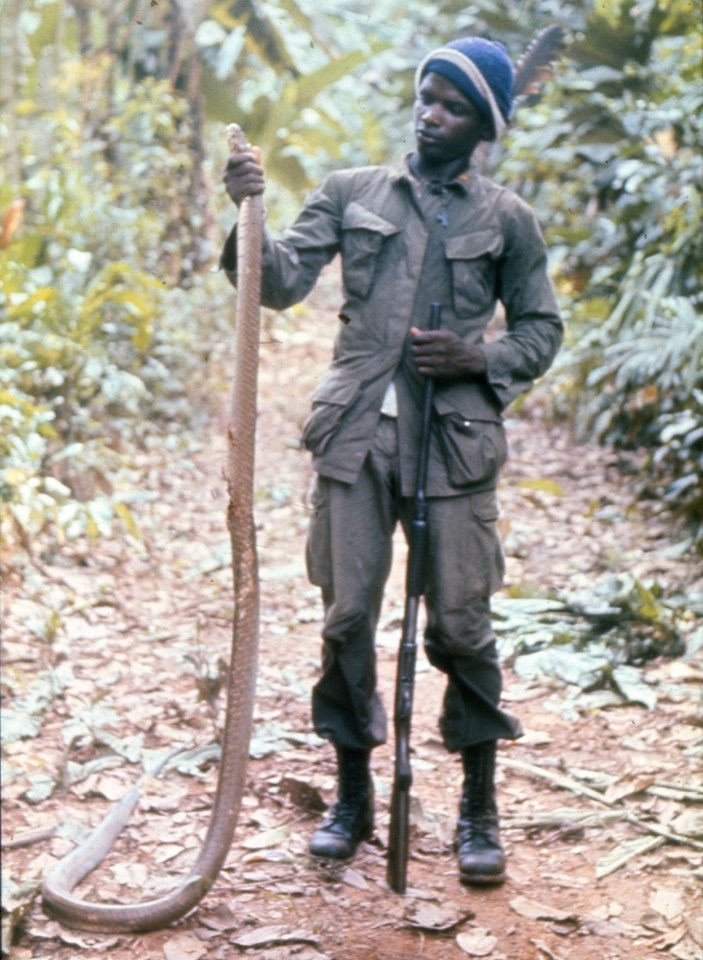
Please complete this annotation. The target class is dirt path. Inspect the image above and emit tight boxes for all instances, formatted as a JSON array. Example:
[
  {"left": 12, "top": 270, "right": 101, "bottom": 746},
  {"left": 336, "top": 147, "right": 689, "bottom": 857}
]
[{"left": 2, "top": 276, "right": 702, "bottom": 960}]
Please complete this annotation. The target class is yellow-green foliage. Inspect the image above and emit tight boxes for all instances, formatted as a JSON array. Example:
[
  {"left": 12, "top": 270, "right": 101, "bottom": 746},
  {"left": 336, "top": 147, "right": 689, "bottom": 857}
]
[
  {"left": 501, "top": 0, "right": 703, "bottom": 543},
  {"left": 0, "top": 57, "right": 200, "bottom": 550}
]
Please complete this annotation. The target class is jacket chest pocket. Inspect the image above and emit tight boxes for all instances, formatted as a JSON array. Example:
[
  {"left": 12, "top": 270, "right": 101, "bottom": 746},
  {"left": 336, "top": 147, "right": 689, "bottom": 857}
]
[
  {"left": 445, "top": 231, "right": 503, "bottom": 317},
  {"left": 341, "top": 202, "right": 399, "bottom": 300}
]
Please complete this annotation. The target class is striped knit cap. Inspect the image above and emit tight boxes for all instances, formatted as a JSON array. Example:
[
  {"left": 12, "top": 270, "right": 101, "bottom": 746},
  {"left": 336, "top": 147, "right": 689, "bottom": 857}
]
[{"left": 415, "top": 38, "right": 514, "bottom": 140}]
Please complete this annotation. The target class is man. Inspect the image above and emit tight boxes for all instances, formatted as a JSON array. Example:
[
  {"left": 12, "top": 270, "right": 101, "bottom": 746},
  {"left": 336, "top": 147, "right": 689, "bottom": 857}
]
[{"left": 222, "top": 37, "right": 562, "bottom": 886}]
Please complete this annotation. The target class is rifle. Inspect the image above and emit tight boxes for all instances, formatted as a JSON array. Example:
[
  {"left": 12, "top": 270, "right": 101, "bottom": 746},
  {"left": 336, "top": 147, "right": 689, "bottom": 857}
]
[{"left": 387, "top": 302, "right": 441, "bottom": 894}]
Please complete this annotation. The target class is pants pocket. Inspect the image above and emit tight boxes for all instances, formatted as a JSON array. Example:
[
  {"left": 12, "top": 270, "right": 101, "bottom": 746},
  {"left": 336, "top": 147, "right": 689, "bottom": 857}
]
[{"left": 305, "top": 478, "right": 331, "bottom": 589}]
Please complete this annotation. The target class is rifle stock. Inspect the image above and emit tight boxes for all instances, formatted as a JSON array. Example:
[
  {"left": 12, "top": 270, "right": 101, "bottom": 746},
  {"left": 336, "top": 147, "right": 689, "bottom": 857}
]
[{"left": 387, "top": 303, "right": 441, "bottom": 894}]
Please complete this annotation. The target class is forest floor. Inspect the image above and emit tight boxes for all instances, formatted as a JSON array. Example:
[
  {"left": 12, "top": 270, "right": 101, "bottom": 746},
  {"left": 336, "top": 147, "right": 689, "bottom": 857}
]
[{"left": 2, "top": 273, "right": 702, "bottom": 960}]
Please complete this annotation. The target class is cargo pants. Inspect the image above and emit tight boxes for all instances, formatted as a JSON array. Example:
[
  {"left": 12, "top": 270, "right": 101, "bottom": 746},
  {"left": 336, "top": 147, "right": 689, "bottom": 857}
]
[{"left": 306, "top": 416, "right": 523, "bottom": 753}]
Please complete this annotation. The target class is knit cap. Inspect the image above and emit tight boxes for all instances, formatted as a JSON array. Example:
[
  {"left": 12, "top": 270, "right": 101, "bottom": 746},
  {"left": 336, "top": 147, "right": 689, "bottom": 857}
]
[{"left": 415, "top": 38, "right": 514, "bottom": 140}]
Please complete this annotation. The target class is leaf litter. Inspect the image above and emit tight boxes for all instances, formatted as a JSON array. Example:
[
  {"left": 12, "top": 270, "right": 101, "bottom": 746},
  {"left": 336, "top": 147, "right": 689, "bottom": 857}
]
[{"left": 2, "top": 297, "right": 702, "bottom": 960}]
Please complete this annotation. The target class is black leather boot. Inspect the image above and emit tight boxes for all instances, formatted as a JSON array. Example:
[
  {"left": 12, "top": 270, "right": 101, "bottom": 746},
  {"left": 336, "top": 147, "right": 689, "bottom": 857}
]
[
  {"left": 456, "top": 741, "right": 506, "bottom": 885},
  {"left": 309, "top": 747, "right": 374, "bottom": 860}
]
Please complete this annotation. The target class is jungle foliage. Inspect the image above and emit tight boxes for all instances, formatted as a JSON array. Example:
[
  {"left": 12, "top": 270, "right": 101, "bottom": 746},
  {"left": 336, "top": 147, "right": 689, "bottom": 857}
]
[
  {"left": 501, "top": 0, "right": 702, "bottom": 543},
  {"left": 0, "top": 0, "right": 701, "bottom": 557}
]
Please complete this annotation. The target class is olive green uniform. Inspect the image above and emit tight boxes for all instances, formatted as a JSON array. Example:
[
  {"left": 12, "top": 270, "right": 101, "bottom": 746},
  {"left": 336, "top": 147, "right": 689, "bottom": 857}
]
[{"left": 222, "top": 158, "right": 562, "bottom": 750}]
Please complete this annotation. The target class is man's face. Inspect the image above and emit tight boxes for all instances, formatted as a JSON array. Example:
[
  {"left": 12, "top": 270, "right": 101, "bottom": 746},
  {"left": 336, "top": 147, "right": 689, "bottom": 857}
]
[{"left": 413, "top": 72, "right": 488, "bottom": 164}]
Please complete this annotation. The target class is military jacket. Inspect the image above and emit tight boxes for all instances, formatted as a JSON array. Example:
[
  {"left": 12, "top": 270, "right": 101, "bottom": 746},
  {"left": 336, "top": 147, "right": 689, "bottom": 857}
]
[{"left": 222, "top": 158, "right": 563, "bottom": 497}]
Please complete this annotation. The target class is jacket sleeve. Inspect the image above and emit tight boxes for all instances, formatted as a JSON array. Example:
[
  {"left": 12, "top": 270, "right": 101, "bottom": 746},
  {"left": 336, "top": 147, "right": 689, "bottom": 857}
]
[
  {"left": 482, "top": 200, "right": 563, "bottom": 409},
  {"left": 220, "top": 176, "right": 343, "bottom": 311}
]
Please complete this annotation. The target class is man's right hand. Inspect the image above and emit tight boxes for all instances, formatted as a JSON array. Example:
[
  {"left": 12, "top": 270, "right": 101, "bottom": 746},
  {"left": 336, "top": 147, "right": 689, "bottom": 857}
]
[{"left": 223, "top": 148, "right": 265, "bottom": 206}]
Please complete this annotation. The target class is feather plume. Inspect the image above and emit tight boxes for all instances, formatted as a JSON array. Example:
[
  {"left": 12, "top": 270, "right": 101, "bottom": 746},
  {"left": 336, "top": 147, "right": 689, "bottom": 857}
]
[
  {"left": 471, "top": 25, "right": 567, "bottom": 171},
  {"left": 513, "top": 24, "right": 567, "bottom": 102}
]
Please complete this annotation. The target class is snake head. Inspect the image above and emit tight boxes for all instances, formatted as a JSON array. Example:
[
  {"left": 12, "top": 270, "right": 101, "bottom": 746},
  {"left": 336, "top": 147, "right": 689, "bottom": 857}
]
[
  {"left": 226, "top": 124, "right": 261, "bottom": 164},
  {"left": 227, "top": 123, "right": 250, "bottom": 153}
]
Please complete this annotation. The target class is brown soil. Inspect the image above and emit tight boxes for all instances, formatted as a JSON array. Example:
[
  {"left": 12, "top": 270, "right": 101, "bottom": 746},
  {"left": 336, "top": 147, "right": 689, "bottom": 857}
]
[{"left": 2, "top": 274, "right": 702, "bottom": 960}]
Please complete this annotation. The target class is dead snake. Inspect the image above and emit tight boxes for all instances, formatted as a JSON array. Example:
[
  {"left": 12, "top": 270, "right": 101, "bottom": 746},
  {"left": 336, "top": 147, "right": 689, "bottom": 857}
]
[{"left": 41, "top": 124, "right": 264, "bottom": 933}]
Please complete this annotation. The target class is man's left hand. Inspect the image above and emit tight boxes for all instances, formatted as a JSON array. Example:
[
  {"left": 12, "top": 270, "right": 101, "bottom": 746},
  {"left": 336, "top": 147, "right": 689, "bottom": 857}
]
[{"left": 410, "top": 328, "right": 487, "bottom": 379}]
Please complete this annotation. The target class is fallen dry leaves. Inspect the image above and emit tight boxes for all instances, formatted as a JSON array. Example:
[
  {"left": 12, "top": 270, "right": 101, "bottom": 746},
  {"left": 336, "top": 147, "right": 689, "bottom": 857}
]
[{"left": 2, "top": 284, "right": 702, "bottom": 960}]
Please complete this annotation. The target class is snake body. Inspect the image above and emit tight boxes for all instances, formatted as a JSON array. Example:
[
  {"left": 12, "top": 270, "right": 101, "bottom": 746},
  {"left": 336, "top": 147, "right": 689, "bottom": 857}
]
[{"left": 41, "top": 124, "right": 264, "bottom": 933}]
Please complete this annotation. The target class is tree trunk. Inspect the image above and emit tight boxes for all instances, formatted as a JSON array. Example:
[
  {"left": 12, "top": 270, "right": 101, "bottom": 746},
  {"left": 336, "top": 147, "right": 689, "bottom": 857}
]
[{"left": 0, "top": 0, "right": 22, "bottom": 184}]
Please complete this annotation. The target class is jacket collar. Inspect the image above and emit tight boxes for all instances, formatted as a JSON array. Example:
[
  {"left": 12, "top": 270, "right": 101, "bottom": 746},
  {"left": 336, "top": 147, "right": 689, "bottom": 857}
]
[{"left": 391, "top": 154, "right": 472, "bottom": 195}]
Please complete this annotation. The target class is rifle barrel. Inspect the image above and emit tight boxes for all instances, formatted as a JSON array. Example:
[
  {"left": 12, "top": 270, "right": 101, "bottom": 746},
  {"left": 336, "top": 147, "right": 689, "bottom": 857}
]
[{"left": 387, "top": 303, "right": 441, "bottom": 894}]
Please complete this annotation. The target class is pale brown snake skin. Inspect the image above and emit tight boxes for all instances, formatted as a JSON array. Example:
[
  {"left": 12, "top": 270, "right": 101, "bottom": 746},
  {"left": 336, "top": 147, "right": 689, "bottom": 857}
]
[{"left": 41, "top": 125, "right": 264, "bottom": 932}]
